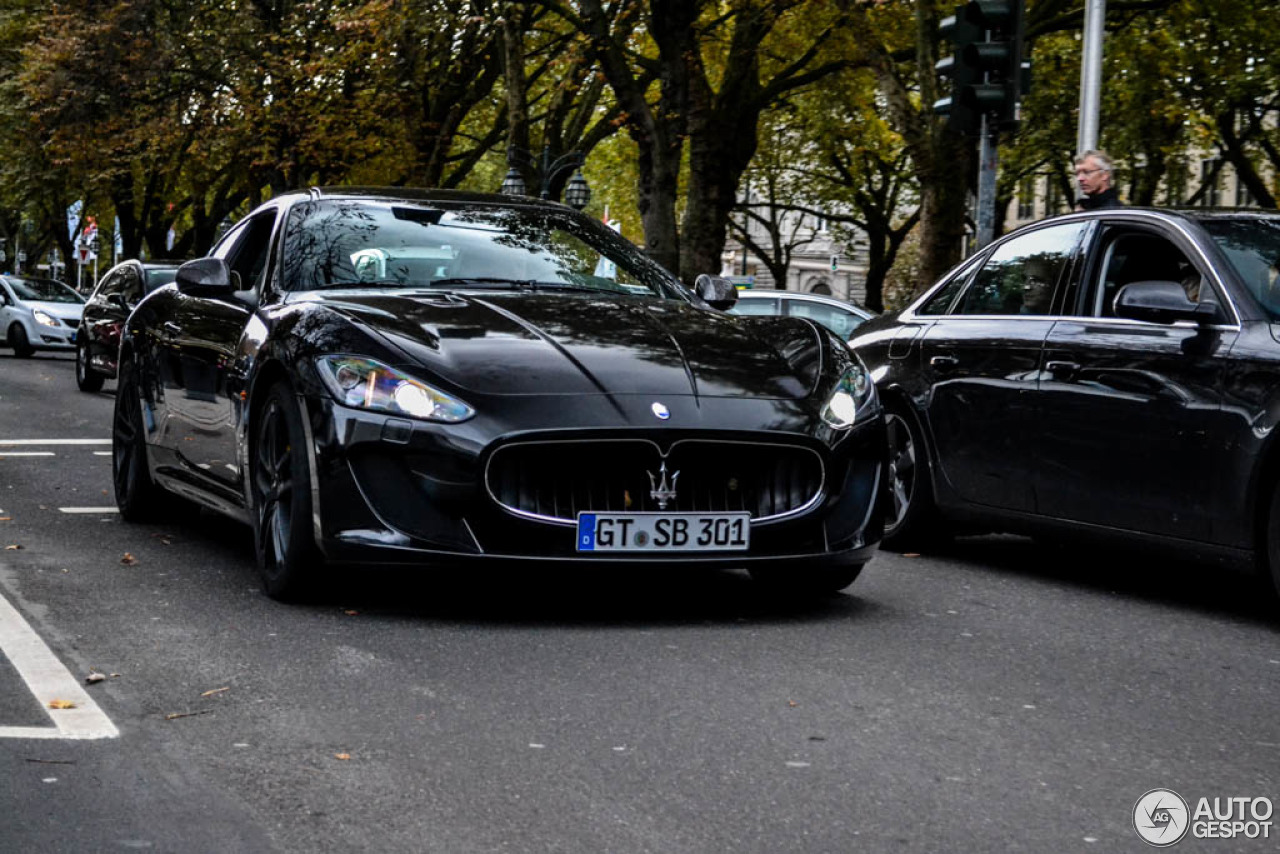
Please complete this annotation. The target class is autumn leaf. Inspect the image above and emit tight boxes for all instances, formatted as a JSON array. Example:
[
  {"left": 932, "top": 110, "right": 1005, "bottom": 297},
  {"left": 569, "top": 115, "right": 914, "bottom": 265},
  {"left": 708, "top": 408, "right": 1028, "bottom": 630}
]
[
  {"left": 200, "top": 687, "right": 230, "bottom": 697},
  {"left": 120, "top": 553, "right": 137, "bottom": 565},
  {"left": 334, "top": 753, "right": 352, "bottom": 761},
  {"left": 48, "top": 699, "right": 76, "bottom": 709},
  {"left": 4, "top": 544, "right": 21, "bottom": 550},
  {"left": 85, "top": 672, "right": 106, "bottom": 684}
]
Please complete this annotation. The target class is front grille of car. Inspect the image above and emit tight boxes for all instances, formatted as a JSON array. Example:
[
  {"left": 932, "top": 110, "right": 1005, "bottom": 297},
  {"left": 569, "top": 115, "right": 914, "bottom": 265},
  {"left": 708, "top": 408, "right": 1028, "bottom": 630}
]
[{"left": 485, "top": 439, "right": 824, "bottom": 525}]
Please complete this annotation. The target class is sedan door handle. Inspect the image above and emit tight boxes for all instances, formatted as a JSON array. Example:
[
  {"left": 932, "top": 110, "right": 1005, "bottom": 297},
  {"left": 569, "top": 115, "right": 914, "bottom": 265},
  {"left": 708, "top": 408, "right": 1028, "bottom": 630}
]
[
  {"left": 929, "top": 355, "right": 959, "bottom": 369},
  {"left": 1045, "top": 360, "right": 1080, "bottom": 379},
  {"left": 162, "top": 321, "right": 182, "bottom": 336}
]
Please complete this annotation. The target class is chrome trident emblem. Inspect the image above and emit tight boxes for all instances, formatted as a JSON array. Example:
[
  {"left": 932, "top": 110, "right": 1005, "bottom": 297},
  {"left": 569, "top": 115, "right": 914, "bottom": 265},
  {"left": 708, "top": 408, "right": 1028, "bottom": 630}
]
[{"left": 648, "top": 461, "right": 680, "bottom": 510}]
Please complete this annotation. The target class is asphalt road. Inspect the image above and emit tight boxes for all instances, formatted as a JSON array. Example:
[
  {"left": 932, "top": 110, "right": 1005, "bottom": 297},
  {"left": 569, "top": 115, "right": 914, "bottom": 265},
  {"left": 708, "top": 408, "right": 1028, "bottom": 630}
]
[{"left": 1, "top": 349, "right": 1278, "bottom": 853}]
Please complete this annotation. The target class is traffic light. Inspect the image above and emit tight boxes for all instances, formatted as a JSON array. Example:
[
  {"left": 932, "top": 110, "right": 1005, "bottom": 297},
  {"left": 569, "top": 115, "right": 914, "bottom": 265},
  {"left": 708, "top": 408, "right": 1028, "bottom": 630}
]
[{"left": 934, "top": 1, "right": 1028, "bottom": 134}]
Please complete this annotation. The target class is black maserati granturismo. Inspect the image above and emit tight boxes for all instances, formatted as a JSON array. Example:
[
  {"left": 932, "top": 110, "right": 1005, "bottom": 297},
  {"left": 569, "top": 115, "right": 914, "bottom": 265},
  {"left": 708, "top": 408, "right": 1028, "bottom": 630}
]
[{"left": 113, "top": 189, "right": 888, "bottom": 599}]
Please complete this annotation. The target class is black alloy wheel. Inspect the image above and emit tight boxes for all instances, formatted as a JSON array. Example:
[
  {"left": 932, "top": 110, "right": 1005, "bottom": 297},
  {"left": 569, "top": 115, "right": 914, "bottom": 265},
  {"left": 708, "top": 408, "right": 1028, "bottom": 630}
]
[
  {"left": 881, "top": 405, "right": 940, "bottom": 550},
  {"left": 251, "top": 382, "right": 323, "bottom": 600},
  {"left": 8, "top": 323, "right": 33, "bottom": 357},
  {"left": 76, "top": 338, "right": 104, "bottom": 392},
  {"left": 112, "top": 360, "right": 165, "bottom": 520}
]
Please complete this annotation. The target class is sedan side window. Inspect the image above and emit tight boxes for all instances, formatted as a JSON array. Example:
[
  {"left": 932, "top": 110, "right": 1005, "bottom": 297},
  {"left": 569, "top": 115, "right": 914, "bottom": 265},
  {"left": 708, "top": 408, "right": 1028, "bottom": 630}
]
[
  {"left": 96, "top": 270, "right": 124, "bottom": 301},
  {"left": 120, "top": 268, "right": 143, "bottom": 306},
  {"left": 212, "top": 212, "right": 278, "bottom": 290},
  {"left": 1088, "top": 231, "right": 1210, "bottom": 318},
  {"left": 955, "top": 223, "right": 1088, "bottom": 316},
  {"left": 728, "top": 297, "right": 780, "bottom": 316}
]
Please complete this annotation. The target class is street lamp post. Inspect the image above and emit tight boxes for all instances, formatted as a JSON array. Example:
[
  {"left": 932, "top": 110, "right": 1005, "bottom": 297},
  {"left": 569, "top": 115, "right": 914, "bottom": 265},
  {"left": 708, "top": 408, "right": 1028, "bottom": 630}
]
[{"left": 500, "top": 144, "right": 592, "bottom": 210}]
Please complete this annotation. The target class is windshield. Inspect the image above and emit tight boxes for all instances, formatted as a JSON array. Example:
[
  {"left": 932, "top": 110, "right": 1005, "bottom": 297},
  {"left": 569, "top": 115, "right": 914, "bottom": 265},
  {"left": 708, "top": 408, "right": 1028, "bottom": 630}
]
[
  {"left": 280, "top": 200, "right": 684, "bottom": 299},
  {"left": 5, "top": 277, "right": 83, "bottom": 303},
  {"left": 145, "top": 268, "right": 179, "bottom": 293},
  {"left": 1201, "top": 217, "right": 1280, "bottom": 320}
]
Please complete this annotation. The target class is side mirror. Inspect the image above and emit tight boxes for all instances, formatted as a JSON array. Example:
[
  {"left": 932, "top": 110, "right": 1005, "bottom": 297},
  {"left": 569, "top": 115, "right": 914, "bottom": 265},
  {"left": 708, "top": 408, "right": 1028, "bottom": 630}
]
[
  {"left": 694, "top": 274, "right": 739, "bottom": 311},
  {"left": 107, "top": 292, "right": 129, "bottom": 311},
  {"left": 175, "top": 258, "right": 235, "bottom": 297},
  {"left": 1114, "top": 280, "right": 1219, "bottom": 325}
]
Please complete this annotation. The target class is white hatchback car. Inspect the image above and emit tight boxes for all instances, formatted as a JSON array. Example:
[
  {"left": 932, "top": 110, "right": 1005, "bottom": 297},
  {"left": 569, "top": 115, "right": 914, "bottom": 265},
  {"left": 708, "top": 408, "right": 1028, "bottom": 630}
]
[
  {"left": 728, "top": 289, "right": 875, "bottom": 341},
  {"left": 0, "top": 275, "right": 86, "bottom": 356}
]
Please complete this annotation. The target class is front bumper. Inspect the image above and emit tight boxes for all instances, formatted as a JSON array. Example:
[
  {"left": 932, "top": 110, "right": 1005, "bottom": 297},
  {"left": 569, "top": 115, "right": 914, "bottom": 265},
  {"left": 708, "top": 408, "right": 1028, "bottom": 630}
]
[{"left": 302, "top": 393, "right": 887, "bottom": 569}]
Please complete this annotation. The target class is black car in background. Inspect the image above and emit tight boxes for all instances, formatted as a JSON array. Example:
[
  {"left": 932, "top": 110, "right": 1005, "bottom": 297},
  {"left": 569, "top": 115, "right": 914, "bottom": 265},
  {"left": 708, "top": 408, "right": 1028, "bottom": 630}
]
[
  {"left": 848, "top": 207, "right": 1280, "bottom": 596},
  {"left": 114, "top": 188, "right": 888, "bottom": 600},
  {"left": 76, "top": 260, "right": 180, "bottom": 391}
]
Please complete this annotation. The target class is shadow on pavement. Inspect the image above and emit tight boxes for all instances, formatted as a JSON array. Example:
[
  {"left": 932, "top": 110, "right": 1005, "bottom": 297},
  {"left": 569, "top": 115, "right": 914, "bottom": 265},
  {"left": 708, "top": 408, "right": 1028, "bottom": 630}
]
[{"left": 908, "top": 533, "right": 1280, "bottom": 626}]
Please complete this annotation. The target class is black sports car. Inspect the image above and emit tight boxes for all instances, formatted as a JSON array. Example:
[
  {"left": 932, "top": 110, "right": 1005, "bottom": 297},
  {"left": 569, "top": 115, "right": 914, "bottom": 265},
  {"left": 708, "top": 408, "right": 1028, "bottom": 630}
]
[
  {"left": 76, "top": 260, "right": 181, "bottom": 391},
  {"left": 113, "top": 189, "right": 887, "bottom": 599},
  {"left": 848, "top": 206, "right": 1280, "bottom": 597}
]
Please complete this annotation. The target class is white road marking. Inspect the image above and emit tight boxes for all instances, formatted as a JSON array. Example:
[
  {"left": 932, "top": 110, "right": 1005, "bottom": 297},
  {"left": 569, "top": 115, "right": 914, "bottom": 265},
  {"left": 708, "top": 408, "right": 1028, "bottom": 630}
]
[
  {"left": 0, "top": 439, "right": 110, "bottom": 446},
  {"left": 0, "top": 452, "right": 56, "bottom": 457},
  {"left": 58, "top": 507, "right": 119, "bottom": 514},
  {"left": 0, "top": 592, "right": 119, "bottom": 740}
]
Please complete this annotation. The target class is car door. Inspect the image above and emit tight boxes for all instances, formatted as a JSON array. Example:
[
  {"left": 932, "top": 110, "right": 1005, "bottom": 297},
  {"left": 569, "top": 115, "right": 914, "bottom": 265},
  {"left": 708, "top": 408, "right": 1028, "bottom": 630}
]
[
  {"left": 918, "top": 221, "right": 1089, "bottom": 513},
  {"left": 167, "top": 209, "right": 278, "bottom": 493},
  {"left": 1036, "top": 219, "right": 1239, "bottom": 541}
]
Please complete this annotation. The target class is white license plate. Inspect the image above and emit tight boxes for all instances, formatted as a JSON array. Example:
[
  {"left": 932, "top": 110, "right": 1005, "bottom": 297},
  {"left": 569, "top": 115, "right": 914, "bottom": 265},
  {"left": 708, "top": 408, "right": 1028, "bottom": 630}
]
[{"left": 576, "top": 512, "right": 750, "bottom": 552}]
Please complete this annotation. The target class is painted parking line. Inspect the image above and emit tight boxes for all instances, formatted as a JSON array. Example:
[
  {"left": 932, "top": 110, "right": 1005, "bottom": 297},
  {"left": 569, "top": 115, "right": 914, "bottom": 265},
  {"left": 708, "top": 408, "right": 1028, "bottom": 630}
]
[
  {"left": 0, "top": 439, "right": 111, "bottom": 446},
  {"left": 0, "top": 592, "right": 118, "bottom": 740},
  {"left": 58, "top": 508, "right": 119, "bottom": 514},
  {"left": 0, "top": 452, "right": 56, "bottom": 457}
]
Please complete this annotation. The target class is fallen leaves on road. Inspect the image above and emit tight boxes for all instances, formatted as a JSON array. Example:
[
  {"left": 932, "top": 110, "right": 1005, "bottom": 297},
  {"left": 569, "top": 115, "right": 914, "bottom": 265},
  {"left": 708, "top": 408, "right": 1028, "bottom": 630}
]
[
  {"left": 5, "top": 544, "right": 22, "bottom": 550},
  {"left": 151, "top": 533, "right": 173, "bottom": 545},
  {"left": 0, "top": 517, "right": 10, "bottom": 522},
  {"left": 200, "top": 687, "right": 230, "bottom": 697},
  {"left": 85, "top": 672, "right": 106, "bottom": 685},
  {"left": 902, "top": 552, "right": 921, "bottom": 558},
  {"left": 120, "top": 553, "right": 137, "bottom": 565},
  {"left": 344, "top": 610, "right": 359, "bottom": 616},
  {"left": 334, "top": 753, "right": 352, "bottom": 761},
  {"left": 788, "top": 700, "right": 798, "bottom": 708},
  {"left": 47, "top": 700, "right": 77, "bottom": 710}
]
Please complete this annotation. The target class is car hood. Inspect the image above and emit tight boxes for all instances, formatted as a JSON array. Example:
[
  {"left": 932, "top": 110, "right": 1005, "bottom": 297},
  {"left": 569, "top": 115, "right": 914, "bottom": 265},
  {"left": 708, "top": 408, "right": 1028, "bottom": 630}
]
[
  {"left": 22, "top": 300, "right": 83, "bottom": 320},
  {"left": 309, "top": 290, "right": 820, "bottom": 398}
]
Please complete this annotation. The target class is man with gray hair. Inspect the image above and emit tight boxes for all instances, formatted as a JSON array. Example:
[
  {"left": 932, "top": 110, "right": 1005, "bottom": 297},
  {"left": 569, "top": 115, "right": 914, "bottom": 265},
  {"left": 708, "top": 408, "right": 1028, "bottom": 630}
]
[{"left": 1074, "top": 149, "right": 1124, "bottom": 210}]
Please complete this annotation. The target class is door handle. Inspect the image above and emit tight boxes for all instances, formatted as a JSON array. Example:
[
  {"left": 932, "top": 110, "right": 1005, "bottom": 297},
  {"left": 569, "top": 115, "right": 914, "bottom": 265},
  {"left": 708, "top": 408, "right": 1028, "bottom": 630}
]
[
  {"left": 1045, "top": 360, "right": 1080, "bottom": 379},
  {"left": 162, "top": 321, "right": 182, "bottom": 336},
  {"left": 929, "top": 355, "right": 959, "bottom": 369}
]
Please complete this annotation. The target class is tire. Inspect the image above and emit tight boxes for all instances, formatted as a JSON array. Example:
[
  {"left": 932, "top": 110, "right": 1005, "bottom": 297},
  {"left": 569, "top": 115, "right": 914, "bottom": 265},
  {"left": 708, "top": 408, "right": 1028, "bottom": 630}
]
[
  {"left": 880, "top": 403, "right": 943, "bottom": 551},
  {"left": 112, "top": 359, "right": 166, "bottom": 521},
  {"left": 76, "top": 339, "right": 105, "bottom": 392},
  {"left": 1263, "top": 480, "right": 1280, "bottom": 602},
  {"left": 8, "top": 323, "right": 33, "bottom": 357},
  {"left": 749, "top": 562, "right": 864, "bottom": 596},
  {"left": 251, "top": 382, "right": 324, "bottom": 600}
]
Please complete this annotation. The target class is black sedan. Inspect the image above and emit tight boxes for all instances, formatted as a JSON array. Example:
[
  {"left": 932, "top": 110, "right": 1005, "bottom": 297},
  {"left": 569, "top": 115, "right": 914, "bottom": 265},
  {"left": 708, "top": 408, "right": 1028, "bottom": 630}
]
[
  {"left": 76, "top": 260, "right": 180, "bottom": 391},
  {"left": 114, "top": 189, "right": 887, "bottom": 599},
  {"left": 849, "top": 207, "right": 1280, "bottom": 596}
]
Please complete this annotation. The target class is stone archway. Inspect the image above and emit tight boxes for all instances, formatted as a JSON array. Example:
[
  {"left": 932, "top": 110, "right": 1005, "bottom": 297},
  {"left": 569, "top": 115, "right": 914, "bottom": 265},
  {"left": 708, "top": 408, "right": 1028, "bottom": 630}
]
[{"left": 806, "top": 277, "right": 832, "bottom": 295}]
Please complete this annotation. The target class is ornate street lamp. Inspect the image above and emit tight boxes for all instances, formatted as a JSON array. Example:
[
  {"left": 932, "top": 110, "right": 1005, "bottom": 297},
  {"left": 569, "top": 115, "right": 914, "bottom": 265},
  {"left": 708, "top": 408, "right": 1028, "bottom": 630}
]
[{"left": 500, "top": 145, "right": 591, "bottom": 210}]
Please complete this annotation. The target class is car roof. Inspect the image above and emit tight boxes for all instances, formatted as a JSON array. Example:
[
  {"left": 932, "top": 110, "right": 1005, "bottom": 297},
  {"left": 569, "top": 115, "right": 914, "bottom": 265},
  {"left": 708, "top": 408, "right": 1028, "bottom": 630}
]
[
  {"left": 272, "top": 186, "right": 578, "bottom": 212},
  {"left": 737, "top": 290, "right": 871, "bottom": 312}
]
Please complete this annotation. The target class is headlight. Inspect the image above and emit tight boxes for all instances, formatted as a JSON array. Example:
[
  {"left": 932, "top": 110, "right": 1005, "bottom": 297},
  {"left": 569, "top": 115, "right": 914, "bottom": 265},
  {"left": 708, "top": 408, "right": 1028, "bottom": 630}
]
[
  {"left": 33, "top": 310, "right": 59, "bottom": 328},
  {"left": 820, "top": 362, "right": 874, "bottom": 429},
  {"left": 315, "top": 356, "right": 474, "bottom": 423}
]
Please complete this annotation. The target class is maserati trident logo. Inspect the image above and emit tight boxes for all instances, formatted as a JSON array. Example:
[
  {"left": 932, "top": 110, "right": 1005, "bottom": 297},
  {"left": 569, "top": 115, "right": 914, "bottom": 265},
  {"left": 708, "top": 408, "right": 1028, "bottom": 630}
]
[
  {"left": 648, "top": 461, "right": 680, "bottom": 510},
  {"left": 651, "top": 401, "right": 670, "bottom": 420}
]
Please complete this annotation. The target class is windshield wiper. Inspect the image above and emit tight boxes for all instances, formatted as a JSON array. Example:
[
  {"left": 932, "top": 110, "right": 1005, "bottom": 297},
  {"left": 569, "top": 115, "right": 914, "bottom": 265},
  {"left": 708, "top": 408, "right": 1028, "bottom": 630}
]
[
  {"left": 431, "top": 278, "right": 626, "bottom": 295},
  {"left": 311, "top": 279, "right": 433, "bottom": 290}
]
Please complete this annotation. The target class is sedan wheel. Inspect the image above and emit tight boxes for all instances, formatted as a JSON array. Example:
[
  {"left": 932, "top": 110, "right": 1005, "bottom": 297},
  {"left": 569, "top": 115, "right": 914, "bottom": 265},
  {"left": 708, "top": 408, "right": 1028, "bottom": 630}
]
[
  {"left": 112, "top": 361, "right": 164, "bottom": 521},
  {"left": 251, "top": 383, "right": 323, "bottom": 600},
  {"left": 76, "top": 339, "right": 104, "bottom": 392},
  {"left": 8, "top": 323, "right": 33, "bottom": 357},
  {"left": 881, "top": 406, "right": 941, "bottom": 550}
]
